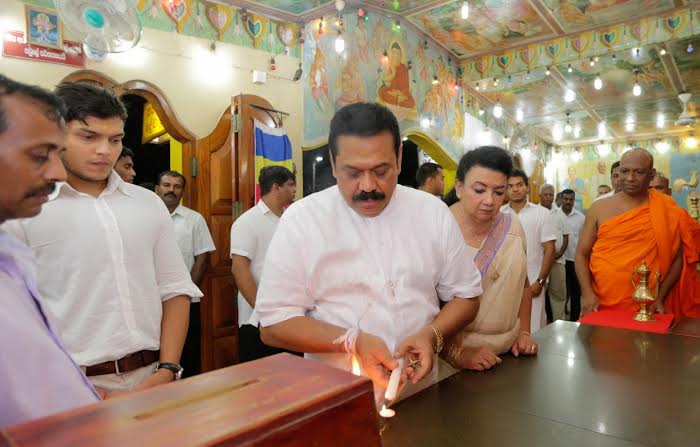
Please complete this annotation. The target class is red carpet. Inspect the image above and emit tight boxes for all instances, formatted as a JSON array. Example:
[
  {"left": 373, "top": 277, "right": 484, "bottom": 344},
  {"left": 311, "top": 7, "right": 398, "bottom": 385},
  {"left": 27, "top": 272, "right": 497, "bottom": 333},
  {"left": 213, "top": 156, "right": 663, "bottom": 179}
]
[{"left": 578, "top": 309, "right": 674, "bottom": 334}]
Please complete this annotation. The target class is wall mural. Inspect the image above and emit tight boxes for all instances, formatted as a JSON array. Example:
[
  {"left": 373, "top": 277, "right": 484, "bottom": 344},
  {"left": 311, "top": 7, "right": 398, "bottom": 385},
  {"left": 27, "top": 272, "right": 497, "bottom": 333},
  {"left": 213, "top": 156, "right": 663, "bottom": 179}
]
[
  {"left": 302, "top": 12, "right": 497, "bottom": 161},
  {"left": 22, "top": 0, "right": 302, "bottom": 57}
]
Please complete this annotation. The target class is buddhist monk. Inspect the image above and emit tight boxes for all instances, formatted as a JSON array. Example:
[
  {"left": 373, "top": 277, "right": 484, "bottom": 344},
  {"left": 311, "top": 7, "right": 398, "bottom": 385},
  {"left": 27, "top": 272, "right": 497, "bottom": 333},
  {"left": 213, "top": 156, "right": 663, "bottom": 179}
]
[{"left": 575, "top": 148, "right": 697, "bottom": 318}]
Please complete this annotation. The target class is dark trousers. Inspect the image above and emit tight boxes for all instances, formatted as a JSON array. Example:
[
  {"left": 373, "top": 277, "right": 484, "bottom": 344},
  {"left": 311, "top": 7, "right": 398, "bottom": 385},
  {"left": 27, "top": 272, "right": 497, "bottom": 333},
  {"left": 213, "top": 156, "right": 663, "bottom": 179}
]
[
  {"left": 566, "top": 261, "right": 581, "bottom": 322},
  {"left": 545, "top": 291, "right": 553, "bottom": 324},
  {"left": 181, "top": 302, "right": 201, "bottom": 378},
  {"left": 239, "top": 324, "right": 291, "bottom": 363}
]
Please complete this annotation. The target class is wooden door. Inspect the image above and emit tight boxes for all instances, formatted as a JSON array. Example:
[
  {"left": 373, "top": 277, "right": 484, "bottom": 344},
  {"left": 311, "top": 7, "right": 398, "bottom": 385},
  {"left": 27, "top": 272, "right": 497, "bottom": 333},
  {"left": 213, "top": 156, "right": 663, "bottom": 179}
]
[{"left": 198, "top": 95, "right": 283, "bottom": 372}]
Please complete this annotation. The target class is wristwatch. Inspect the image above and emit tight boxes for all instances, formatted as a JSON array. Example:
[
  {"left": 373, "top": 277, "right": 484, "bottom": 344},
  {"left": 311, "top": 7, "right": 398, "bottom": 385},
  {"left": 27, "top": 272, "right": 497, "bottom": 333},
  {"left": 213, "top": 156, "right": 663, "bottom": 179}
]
[
  {"left": 536, "top": 277, "right": 546, "bottom": 286},
  {"left": 156, "top": 362, "right": 184, "bottom": 380}
]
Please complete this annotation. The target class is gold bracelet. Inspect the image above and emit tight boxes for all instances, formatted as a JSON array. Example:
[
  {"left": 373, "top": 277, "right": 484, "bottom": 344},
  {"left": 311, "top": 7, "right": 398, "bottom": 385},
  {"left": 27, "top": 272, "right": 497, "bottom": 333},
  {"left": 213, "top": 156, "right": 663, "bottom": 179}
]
[
  {"left": 520, "top": 331, "right": 531, "bottom": 336},
  {"left": 429, "top": 324, "right": 444, "bottom": 354},
  {"left": 447, "top": 343, "right": 464, "bottom": 367}
]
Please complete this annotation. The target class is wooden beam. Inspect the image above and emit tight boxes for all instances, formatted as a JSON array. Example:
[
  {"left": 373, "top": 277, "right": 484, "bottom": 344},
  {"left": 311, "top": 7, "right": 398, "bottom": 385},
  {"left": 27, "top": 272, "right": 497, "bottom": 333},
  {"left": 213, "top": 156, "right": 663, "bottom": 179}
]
[
  {"left": 528, "top": 0, "right": 566, "bottom": 35},
  {"left": 656, "top": 43, "right": 686, "bottom": 95}
]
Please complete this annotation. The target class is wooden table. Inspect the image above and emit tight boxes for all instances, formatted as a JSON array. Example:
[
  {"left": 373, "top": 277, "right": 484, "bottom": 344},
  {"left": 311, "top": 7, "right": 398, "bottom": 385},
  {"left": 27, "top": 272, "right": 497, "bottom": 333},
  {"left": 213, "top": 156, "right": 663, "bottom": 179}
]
[
  {"left": 669, "top": 317, "right": 700, "bottom": 338},
  {"left": 381, "top": 321, "right": 700, "bottom": 447}
]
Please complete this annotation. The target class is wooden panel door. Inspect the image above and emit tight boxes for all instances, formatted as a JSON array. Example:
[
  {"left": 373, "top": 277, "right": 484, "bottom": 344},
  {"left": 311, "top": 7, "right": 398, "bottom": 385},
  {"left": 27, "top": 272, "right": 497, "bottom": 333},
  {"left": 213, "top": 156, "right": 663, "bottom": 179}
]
[{"left": 198, "top": 95, "right": 283, "bottom": 372}]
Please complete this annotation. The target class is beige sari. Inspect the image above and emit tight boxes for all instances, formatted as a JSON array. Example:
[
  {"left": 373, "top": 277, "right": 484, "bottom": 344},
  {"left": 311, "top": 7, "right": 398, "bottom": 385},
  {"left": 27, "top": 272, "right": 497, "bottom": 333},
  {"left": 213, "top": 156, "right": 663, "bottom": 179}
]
[{"left": 459, "top": 212, "right": 528, "bottom": 354}]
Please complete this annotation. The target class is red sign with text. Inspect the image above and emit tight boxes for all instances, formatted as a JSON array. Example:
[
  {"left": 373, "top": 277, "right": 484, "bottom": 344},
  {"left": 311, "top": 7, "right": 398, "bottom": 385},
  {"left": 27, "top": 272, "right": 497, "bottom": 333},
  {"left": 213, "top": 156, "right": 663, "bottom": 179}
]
[{"left": 2, "top": 31, "right": 85, "bottom": 68}]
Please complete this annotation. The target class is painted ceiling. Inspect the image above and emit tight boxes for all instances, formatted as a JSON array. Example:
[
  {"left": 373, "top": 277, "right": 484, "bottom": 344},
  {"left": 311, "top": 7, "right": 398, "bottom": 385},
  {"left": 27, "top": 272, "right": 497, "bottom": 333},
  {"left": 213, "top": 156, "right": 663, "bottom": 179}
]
[{"left": 232, "top": 0, "right": 698, "bottom": 146}]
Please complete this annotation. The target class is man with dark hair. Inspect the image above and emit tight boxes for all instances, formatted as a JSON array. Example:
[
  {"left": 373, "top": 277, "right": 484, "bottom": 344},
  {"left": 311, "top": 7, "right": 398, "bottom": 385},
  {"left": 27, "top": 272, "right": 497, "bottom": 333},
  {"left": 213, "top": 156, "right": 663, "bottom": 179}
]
[
  {"left": 255, "top": 103, "right": 482, "bottom": 402},
  {"left": 502, "top": 169, "right": 557, "bottom": 330},
  {"left": 416, "top": 162, "right": 445, "bottom": 197},
  {"left": 597, "top": 184, "right": 611, "bottom": 196},
  {"left": 155, "top": 170, "right": 215, "bottom": 377},
  {"left": 4, "top": 82, "right": 200, "bottom": 396},
  {"left": 560, "top": 188, "right": 585, "bottom": 321},
  {"left": 540, "top": 184, "right": 570, "bottom": 322},
  {"left": 0, "top": 75, "right": 100, "bottom": 427},
  {"left": 649, "top": 172, "right": 672, "bottom": 195},
  {"left": 577, "top": 148, "right": 700, "bottom": 319},
  {"left": 230, "top": 165, "right": 296, "bottom": 362},
  {"left": 555, "top": 191, "right": 563, "bottom": 209},
  {"left": 595, "top": 160, "right": 621, "bottom": 201},
  {"left": 114, "top": 146, "right": 135, "bottom": 183}
]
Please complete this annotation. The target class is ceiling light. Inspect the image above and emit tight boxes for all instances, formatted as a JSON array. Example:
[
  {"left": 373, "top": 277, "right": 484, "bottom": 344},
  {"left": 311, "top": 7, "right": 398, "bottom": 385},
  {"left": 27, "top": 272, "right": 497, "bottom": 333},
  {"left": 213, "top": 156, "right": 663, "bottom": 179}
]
[
  {"left": 315, "top": 156, "right": 324, "bottom": 162},
  {"left": 686, "top": 135, "right": 697, "bottom": 149},
  {"left": 475, "top": 82, "right": 480, "bottom": 91},
  {"left": 432, "top": 75, "right": 439, "bottom": 85},
  {"left": 659, "top": 47, "right": 667, "bottom": 56},
  {"left": 565, "top": 122, "right": 572, "bottom": 133},
  {"left": 478, "top": 108, "right": 485, "bottom": 116},
  {"left": 598, "top": 143, "right": 611, "bottom": 156},
  {"left": 594, "top": 74, "right": 603, "bottom": 90},
  {"left": 573, "top": 125, "right": 581, "bottom": 138},
  {"left": 633, "top": 81, "right": 642, "bottom": 96},
  {"left": 420, "top": 117, "right": 430, "bottom": 128},
  {"left": 516, "top": 108, "right": 524, "bottom": 122},
  {"left": 526, "top": 69, "right": 531, "bottom": 80},
  {"left": 598, "top": 122, "right": 607, "bottom": 138},
  {"left": 688, "top": 42, "right": 694, "bottom": 53},
  {"left": 625, "top": 117, "right": 635, "bottom": 132},
  {"left": 395, "top": 19, "right": 401, "bottom": 30},
  {"left": 545, "top": 66, "right": 551, "bottom": 75},
  {"left": 632, "top": 47, "right": 640, "bottom": 58},
  {"left": 564, "top": 88, "right": 576, "bottom": 102},
  {"left": 656, "top": 113, "right": 665, "bottom": 128},
  {"left": 461, "top": 1, "right": 469, "bottom": 20},
  {"left": 552, "top": 125, "right": 563, "bottom": 142},
  {"left": 493, "top": 101, "right": 503, "bottom": 118},
  {"left": 567, "top": 64, "right": 573, "bottom": 73},
  {"left": 589, "top": 57, "right": 595, "bottom": 67},
  {"left": 383, "top": 50, "right": 389, "bottom": 62},
  {"left": 334, "top": 31, "right": 344, "bottom": 53},
  {"left": 493, "top": 77, "right": 499, "bottom": 86},
  {"left": 655, "top": 141, "right": 670, "bottom": 154},
  {"left": 572, "top": 151, "right": 582, "bottom": 162}
]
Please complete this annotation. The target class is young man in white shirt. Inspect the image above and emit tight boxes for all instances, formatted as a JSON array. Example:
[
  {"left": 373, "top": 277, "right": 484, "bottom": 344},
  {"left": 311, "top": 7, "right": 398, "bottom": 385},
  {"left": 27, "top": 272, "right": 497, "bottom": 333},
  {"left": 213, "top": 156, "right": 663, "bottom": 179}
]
[
  {"left": 502, "top": 169, "right": 557, "bottom": 331},
  {"left": 155, "top": 170, "right": 215, "bottom": 377},
  {"left": 539, "top": 184, "right": 571, "bottom": 322},
  {"left": 114, "top": 146, "right": 135, "bottom": 183},
  {"left": 560, "top": 188, "right": 585, "bottom": 321},
  {"left": 3, "top": 82, "right": 200, "bottom": 396},
  {"left": 254, "top": 103, "right": 482, "bottom": 401},
  {"left": 230, "top": 166, "right": 296, "bottom": 363},
  {"left": 416, "top": 162, "right": 444, "bottom": 197},
  {"left": 0, "top": 75, "right": 101, "bottom": 427}
]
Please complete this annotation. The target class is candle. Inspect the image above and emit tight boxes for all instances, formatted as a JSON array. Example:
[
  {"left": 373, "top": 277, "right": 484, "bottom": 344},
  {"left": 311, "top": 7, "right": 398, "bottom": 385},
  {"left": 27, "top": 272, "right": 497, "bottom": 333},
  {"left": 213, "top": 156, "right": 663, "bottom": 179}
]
[{"left": 384, "top": 358, "right": 404, "bottom": 402}]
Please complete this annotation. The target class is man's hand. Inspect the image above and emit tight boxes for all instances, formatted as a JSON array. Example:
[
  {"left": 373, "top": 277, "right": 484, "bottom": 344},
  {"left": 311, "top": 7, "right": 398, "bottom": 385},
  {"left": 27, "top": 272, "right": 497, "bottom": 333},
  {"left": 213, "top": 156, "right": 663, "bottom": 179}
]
[
  {"left": 581, "top": 292, "right": 600, "bottom": 316},
  {"left": 354, "top": 331, "right": 398, "bottom": 389},
  {"left": 394, "top": 327, "right": 435, "bottom": 385},
  {"left": 133, "top": 368, "right": 176, "bottom": 392},
  {"left": 530, "top": 282, "right": 543, "bottom": 298}
]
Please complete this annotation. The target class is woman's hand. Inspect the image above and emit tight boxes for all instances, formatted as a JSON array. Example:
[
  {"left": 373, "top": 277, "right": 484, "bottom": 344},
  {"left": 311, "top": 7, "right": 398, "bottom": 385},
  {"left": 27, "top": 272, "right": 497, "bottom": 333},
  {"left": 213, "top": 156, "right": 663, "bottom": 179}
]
[
  {"left": 511, "top": 331, "right": 538, "bottom": 357},
  {"left": 456, "top": 346, "right": 502, "bottom": 371}
]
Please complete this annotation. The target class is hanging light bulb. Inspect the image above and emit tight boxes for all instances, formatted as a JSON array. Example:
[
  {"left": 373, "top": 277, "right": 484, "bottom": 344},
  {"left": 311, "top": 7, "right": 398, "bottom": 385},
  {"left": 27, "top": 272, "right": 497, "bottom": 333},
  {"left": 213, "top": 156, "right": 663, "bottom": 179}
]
[
  {"left": 659, "top": 47, "right": 667, "bottom": 56},
  {"left": 632, "top": 69, "right": 642, "bottom": 96},
  {"left": 656, "top": 113, "right": 665, "bottom": 128},
  {"left": 565, "top": 122, "right": 572, "bottom": 133},
  {"left": 461, "top": 1, "right": 469, "bottom": 19},
  {"left": 597, "top": 143, "right": 611, "bottom": 156},
  {"left": 567, "top": 63, "right": 573, "bottom": 73},
  {"left": 625, "top": 116, "right": 635, "bottom": 132},
  {"left": 594, "top": 74, "right": 603, "bottom": 90},
  {"left": 573, "top": 125, "right": 581, "bottom": 138},
  {"left": 686, "top": 134, "right": 698, "bottom": 149},
  {"left": 478, "top": 108, "right": 485, "bottom": 116},
  {"left": 516, "top": 108, "right": 524, "bottom": 122},
  {"left": 552, "top": 124, "right": 563, "bottom": 142},
  {"left": 432, "top": 75, "right": 439, "bottom": 85},
  {"left": 526, "top": 69, "right": 531, "bottom": 80},
  {"left": 493, "top": 101, "right": 503, "bottom": 118},
  {"left": 572, "top": 150, "right": 582, "bottom": 162},
  {"left": 545, "top": 66, "right": 551, "bottom": 75},
  {"left": 475, "top": 82, "right": 480, "bottom": 91},
  {"left": 493, "top": 77, "right": 499, "bottom": 86},
  {"left": 589, "top": 57, "right": 595, "bottom": 67},
  {"left": 334, "top": 30, "right": 345, "bottom": 53},
  {"left": 631, "top": 47, "right": 640, "bottom": 59},
  {"left": 655, "top": 141, "right": 670, "bottom": 154},
  {"left": 420, "top": 117, "right": 430, "bottom": 128},
  {"left": 688, "top": 42, "right": 694, "bottom": 53},
  {"left": 564, "top": 88, "right": 575, "bottom": 102},
  {"left": 318, "top": 17, "right": 324, "bottom": 34},
  {"left": 598, "top": 122, "right": 607, "bottom": 139},
  {"left": 382, "top": 49, "right": 389, "bottom": 63}
]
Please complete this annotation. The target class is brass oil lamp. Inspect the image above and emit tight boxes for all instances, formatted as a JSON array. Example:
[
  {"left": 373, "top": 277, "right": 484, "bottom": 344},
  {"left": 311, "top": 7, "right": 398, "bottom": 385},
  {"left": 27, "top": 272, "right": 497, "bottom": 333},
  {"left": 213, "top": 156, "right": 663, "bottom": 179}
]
[{"left": 631, "top": 261, "right": 661, "bottom": 322}]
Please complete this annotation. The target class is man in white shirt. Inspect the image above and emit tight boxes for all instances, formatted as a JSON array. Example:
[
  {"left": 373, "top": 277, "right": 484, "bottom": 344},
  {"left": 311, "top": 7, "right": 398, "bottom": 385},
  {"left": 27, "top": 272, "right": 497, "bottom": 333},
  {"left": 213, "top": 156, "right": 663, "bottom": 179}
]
[
  {"left": 230, "top": 165, "right": 296, "bottom": 363},
  {"left": 416, "top": 162, "right": 444, "bottom": 197},
  {"left": 502, "top": 169, "right": 556, "bottom": 331},
  {"left": 539, "top": 184, "right": 571, "bottom": 322},
  {"left": 255, "top": 103, "right": 482, "bottom": 400},
  {"left": 155, "top": 170, "right": 215, "bottom": 377},
  {"left": 3, "top": 82, "right": 200, "bottom": 395},
  {"left": 560, "top": 188, "right": 586, "bottom": 321},
  {"left": 114, "top": 146, "right": 135, "bottom": 183},
  {"left": 0, "top": 75, "right": 101, "bottom": 427}
]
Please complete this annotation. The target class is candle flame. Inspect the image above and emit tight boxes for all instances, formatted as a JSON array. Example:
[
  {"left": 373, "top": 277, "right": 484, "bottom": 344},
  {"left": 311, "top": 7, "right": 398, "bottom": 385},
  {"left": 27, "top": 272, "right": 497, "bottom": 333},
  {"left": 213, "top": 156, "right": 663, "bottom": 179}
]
[{"left": 351, "top": 355, "right": 361, "bottom": 375}]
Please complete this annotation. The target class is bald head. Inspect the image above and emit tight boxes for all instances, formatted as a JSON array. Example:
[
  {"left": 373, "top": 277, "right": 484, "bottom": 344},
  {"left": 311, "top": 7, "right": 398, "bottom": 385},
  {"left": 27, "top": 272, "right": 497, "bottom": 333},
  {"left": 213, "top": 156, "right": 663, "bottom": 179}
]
[
  {"left": 539, "top": 183, "right": 555, "bottom": 209},
  {"left": 650, "top": 172, "right": 671, "bottom": 195},
  {"left": 619, "top": 147, "right": 655, "bottom": 197}
]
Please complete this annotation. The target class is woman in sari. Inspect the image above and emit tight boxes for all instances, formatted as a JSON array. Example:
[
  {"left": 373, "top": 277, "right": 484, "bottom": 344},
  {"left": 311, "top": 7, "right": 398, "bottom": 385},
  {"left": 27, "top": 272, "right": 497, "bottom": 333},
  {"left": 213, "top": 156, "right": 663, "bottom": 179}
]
[{"left": 442, "top": 146, "right": 538, "bottom": 371}]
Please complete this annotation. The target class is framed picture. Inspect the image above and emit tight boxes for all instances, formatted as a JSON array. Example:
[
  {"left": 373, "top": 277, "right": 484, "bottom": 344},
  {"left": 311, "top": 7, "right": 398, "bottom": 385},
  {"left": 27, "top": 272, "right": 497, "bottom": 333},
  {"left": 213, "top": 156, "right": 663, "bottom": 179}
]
[{"left": 24, "top": 4, "right": 63, "bottom": 50}]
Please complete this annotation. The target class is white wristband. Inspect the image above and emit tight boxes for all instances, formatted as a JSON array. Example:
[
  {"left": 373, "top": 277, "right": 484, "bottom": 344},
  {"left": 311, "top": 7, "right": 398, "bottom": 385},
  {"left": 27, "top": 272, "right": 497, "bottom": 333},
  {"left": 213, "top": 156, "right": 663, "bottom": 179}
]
[{"left": 332, "top": 327, "right": 360, "bottom": 354}]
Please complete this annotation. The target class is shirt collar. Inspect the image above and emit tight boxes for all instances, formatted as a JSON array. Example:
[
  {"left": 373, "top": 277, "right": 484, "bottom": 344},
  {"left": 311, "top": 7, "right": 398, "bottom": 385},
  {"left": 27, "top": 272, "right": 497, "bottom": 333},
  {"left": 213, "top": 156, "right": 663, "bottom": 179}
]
[
  {"left": 171, "top": 204, "right": 186, "bottom": 217},
  {"left": 55, "top": 171, "right": 132, "bottom": 199},
  {"left": 257, "top": 199, "right": 273, "bottom": 215},
  {"left": 563, "top": 207, "right": 583, "bottom": 217},
  {"left": 504, "top": 201, "right": 535, "bottom": 213}
]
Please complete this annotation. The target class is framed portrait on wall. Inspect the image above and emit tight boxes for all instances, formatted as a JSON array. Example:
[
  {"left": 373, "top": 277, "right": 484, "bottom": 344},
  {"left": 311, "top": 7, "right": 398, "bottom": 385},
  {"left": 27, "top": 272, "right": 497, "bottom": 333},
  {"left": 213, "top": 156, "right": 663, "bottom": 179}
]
[{"left": 24, "top": 4, "right": 63, "bottom": 50}]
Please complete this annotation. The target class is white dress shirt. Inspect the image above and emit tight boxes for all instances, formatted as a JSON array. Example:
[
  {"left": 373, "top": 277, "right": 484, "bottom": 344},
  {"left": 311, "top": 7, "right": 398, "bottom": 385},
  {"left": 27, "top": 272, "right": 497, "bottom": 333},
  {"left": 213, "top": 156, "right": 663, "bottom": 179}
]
[
  {"left": 171, "top": 204, "right": 215, "bottom": 303},
  {"left": 229, "top": 199, "right": 280, "bottom": 327},
  {"left": 255, "top": 185, "right": 482, "bottom": 375},
  {"left": 501, "top": 202, "right": 557, "bottom": 284},
  {"left": 550, "top": 208, "right": 572, "bottom": 265},
  {"left": 2, "top": 172, "right": 201, "bottom": 366},
  {"left": 563, "top": 208, "right": 586, "bottom": 262},
  {"left": 595, "top": 190, "right": 615, "bottom": 202}
]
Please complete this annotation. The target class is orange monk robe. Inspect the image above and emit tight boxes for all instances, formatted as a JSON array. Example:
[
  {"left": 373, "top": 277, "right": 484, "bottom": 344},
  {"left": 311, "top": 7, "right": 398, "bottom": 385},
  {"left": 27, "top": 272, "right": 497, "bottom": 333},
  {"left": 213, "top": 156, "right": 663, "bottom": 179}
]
[
  {"left": 590, "top": 190, "right": 681, "bottom": 312},
  {"left": 664, "top": 211, "right": 700, "bottom": 319},
  {"left": 378, "top": 63, "right": 416, "bottom": 108}
]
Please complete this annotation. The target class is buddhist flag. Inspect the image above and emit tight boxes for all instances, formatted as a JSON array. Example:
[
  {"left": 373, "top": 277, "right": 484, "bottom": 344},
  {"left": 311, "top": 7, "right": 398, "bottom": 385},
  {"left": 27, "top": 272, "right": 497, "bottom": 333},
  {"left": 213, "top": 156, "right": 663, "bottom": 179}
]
[{"left": 254, "top": 119, "right": 293, "bottom": 203}]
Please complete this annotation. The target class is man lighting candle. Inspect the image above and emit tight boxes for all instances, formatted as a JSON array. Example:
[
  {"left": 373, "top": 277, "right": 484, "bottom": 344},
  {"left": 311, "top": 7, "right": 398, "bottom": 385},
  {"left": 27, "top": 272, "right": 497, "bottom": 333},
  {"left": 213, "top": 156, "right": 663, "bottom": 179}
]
[{"left": 254, "top": 103, "right": 482, "bottom": 401}]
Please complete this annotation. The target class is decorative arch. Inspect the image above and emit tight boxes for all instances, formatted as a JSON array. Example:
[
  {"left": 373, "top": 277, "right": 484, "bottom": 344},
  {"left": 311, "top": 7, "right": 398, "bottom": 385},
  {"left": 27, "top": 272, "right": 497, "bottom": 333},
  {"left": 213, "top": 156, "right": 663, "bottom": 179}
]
[
  {"left": 59, "top": 70, "right": 197, "bottom": 205},
  {"left": 403, "top": 129, "right": 458, "bottom": 195}
]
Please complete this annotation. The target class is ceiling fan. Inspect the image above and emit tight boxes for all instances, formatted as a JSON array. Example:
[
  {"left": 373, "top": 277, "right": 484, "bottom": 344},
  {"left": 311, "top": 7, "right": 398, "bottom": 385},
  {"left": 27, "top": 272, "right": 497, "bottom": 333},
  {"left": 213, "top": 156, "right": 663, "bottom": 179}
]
[
  {"left": 675, "top": 92, "right": 697, "bottom": 127},
  {"left": 55, "top": 0, "right": 142, "bottom": 59}
]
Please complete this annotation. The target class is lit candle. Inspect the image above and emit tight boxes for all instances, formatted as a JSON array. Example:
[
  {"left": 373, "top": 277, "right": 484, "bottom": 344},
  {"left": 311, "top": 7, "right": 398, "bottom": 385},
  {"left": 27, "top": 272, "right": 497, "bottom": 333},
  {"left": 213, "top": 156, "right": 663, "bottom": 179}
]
[{"left": 379, "top": 358, "right": 404, "bottom": 418}]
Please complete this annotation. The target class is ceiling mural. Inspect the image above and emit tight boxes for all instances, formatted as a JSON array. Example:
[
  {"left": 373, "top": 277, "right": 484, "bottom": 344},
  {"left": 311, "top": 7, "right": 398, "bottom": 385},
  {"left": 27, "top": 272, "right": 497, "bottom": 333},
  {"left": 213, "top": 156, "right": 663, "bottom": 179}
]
[
  {"left": 542, "top": 0, "right": 676, "bottom": 32},
  {"left": 248, "top": 0, "right": 332, "bottom": 15}
]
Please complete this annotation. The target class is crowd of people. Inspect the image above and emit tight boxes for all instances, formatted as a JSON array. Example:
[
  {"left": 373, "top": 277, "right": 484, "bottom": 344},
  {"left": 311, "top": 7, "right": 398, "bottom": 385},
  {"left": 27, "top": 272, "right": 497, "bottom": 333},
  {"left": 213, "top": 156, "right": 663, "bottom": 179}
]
[{"left": 1, "top": 75, "right": 699, "bottom": 428}]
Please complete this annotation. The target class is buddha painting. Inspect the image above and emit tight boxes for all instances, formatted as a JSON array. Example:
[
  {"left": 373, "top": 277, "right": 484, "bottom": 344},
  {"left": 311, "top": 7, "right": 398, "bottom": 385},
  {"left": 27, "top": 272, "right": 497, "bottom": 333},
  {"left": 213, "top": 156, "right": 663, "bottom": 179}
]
[{"left": 377, "top": 41, "right": 417, "bottom": 121}]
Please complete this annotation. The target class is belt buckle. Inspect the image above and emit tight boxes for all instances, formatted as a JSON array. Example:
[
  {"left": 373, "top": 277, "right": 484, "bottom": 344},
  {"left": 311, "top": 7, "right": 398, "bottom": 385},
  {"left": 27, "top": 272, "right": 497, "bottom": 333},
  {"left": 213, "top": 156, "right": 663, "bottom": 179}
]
[{"left": 114, "top": 359, "right": 122, "bottom": 376}]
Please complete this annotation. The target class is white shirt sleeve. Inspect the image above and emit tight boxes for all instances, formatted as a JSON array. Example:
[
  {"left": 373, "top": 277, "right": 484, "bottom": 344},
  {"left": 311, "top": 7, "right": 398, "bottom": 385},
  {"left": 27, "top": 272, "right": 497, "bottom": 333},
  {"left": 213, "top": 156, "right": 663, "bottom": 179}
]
[
  {"left": 192, "top": 213, "right": 215, "bottom": 256},
  {"left": 436, "top": 206, "right": 482, "bottom": 301},
  {"left": 540, "top": 212, "right": 558, "bottom": 244},
  {"left": 152, "top": 199, "right": 202, "bottom": 301},
  {"left": 255, "top": 212, "right": 312, "bottom": 327},
  {"left": 230, "top": 215, "right": 256, "bottom": 260}
]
